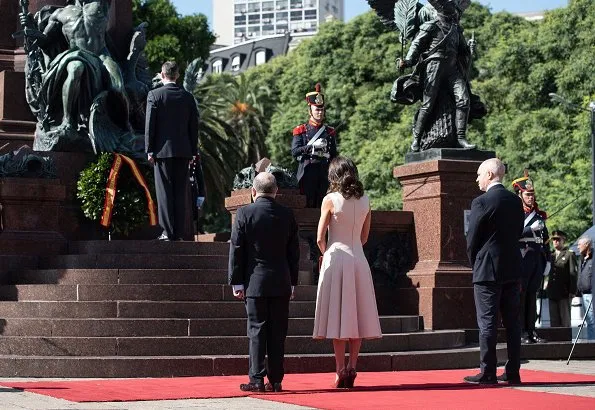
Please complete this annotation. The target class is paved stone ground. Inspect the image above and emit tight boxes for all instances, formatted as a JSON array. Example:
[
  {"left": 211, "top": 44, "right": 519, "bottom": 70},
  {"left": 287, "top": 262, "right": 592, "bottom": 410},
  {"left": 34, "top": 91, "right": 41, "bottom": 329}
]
[{"left": 1, "top": 360, "right": 594, "bottom": 409}]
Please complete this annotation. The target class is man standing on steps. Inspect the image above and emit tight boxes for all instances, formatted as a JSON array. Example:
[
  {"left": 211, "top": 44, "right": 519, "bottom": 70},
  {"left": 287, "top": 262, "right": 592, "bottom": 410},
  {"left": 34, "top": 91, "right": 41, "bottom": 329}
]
[
  {"left": 145, "top": 61, "right": 199, "bottom": 241},
  {"left": 465, "top": 158, "right": 524, "bottom": 385},
  {"left": 228, "top": 172, "right": 300, "bottom": 393}
]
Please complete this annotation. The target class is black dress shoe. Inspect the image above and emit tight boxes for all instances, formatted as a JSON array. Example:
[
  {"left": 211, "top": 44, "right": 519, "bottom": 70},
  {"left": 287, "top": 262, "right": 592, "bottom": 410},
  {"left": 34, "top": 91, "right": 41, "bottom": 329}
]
[
  {"left": 532, "top": 331, "right": 546, "bottom": 343},
  {"left": 463, "top": 373, "right": 497, "bottom": 385},
  {"left": 521, "top": 333, "right": 535, "bottom": 344},
  {"left": 265, "top": 382, "right": 282, "bottom": 392},
  {"left": 239, "top": 382, "right": 265, "bottom": 392},
  {"left": 497, "top": 373, "right": 522, "bottom": 385}
]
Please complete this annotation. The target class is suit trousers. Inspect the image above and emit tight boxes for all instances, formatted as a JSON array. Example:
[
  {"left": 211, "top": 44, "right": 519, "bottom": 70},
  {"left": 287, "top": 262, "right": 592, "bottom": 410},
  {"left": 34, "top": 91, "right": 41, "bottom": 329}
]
[
  {"left": 474, "top": 281, "right": 521, "bottom": 377},
  {"left": 245, "top": 296, "right": 291, "bottom": 384},
  {"left": 549, "top": 298, "right": 571, "bottom": 327},
  {"left": 154, "top": 158, "right": 190, "bottom": 239},
  {"left": 520, "top": 287, "right": 537, "bottom": 334}
]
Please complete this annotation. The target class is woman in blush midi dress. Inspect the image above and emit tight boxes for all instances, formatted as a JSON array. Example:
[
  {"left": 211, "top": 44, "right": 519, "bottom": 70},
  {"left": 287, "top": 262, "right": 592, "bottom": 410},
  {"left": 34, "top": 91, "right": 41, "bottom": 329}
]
[{"left": 312, "top": 156, "right": 382, "bottom": 389}]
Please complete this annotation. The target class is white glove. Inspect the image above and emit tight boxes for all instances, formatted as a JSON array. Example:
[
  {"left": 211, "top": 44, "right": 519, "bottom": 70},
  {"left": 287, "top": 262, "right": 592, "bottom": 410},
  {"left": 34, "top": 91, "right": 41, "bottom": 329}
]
[
  {"left": 543, "top": 261, "right": 551, "bottom": 277},
  {"left": 312, "top": 138, "right": 327, "bottom": 149},
  {"left": 530, "top": 219, "right": 544, "bottom": 232}
]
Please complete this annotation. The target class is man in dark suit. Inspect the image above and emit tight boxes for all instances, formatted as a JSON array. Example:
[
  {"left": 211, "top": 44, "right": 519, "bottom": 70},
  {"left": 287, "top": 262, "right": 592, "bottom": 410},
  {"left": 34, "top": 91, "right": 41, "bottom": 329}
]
[
  {"left": 145, "top": 61, "right": 199, "bottom": 241},
  {"left": 465, "top": 158, "right": 524, "bottom": 385},
  {"left": 228, "top": 172, "right": 300, "bottom": 393}
]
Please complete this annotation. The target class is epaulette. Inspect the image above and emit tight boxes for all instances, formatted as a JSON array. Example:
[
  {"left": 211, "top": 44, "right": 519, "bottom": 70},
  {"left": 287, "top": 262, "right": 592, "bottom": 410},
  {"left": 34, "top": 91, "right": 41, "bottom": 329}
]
[
  {"left": 327, "top": 126, "right": 336, "bottom": 136},
  {"left": 537, "top": 209, "right": 548, "bottom": 219},
  {"left": 293, "top": 124, "right": 306, "bottom": 136},
  {"left": 419, "top": 21, "right": 435, "bottom": 33}
]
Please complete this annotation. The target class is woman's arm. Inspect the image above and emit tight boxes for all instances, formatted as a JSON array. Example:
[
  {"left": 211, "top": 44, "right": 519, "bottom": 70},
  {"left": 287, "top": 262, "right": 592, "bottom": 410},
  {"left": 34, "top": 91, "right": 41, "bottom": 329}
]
[
  {"left": 361, "top": 207, "right": 372, "bottom": 245},
  {"left": 316, "top": 196, "right": 333, "bottom": 253}
]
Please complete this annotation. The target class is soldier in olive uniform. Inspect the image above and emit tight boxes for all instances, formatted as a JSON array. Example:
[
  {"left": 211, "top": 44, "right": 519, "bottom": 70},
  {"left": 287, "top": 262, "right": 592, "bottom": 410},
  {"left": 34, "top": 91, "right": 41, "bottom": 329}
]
[
  {"left": 512, "top": 172, "right": 550, "bottom": 343},
  {"left": 291, "top": 83, "right": 338, "bottom": 209},
  {"left": 548, "top": 230, "right": 577, "bottom": 327}
]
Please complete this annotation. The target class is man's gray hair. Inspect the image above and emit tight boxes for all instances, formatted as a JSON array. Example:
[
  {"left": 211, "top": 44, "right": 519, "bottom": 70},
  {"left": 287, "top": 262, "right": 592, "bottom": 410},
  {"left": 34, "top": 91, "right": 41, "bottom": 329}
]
[
  {"left": 162, "top": 61, "right": 179, "bottom": 79},
  {"left": 578, "top": 235, "right": 592, "bottom": 246},
  {"left": 481, "top": 158, "right": 506, "bottom": 181},
  {"left": 253, "top": 172, "right": 278, "bottom": 194}
]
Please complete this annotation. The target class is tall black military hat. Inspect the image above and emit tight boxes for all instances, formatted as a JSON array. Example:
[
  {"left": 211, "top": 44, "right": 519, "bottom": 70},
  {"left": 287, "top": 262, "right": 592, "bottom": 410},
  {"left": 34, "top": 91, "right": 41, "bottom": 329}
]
[
  {"left": 306, "top": 83, "right": 325, "bottom": 107},
  {"left": 512, "top": 169, "right": 535, "bottom": 194}
]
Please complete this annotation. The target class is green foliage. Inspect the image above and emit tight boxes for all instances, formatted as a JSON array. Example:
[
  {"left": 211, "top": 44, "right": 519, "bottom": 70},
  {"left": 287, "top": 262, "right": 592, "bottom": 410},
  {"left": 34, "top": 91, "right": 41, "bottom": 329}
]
[
  {"left": 132, "top": 0, "right": 215, "bottom": 73},
  {"left": 242, "top": 0, "right": 595, "bottom": 241},
  {"left": 77, "top": 153, "right": 155, "bottom": 236}
]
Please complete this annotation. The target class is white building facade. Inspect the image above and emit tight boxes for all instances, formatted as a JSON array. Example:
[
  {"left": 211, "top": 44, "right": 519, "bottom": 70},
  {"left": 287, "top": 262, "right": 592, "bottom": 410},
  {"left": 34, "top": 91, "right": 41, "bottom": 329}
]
[{"left": 213, "top": 0, "right": 344, "bottom": 46}]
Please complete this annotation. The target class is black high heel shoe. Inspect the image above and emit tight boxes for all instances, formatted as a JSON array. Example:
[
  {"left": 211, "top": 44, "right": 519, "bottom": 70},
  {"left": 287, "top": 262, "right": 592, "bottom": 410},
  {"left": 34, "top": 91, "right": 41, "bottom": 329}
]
[
  {"left": 333, "top": 368, "right": 348, "bottom": 388},
  {"left": 344, "top": 368, "right": 357, "bottom": 388}
]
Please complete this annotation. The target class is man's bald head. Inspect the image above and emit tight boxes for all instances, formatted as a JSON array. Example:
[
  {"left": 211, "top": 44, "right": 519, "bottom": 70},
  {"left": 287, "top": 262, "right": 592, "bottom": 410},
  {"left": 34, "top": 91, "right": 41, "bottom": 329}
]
[
  {"left": 252, "top": 172, "right": 278, "bottom": 198},
  {"left": 476, "top": 158, "right": 505, "bottom": 191}
]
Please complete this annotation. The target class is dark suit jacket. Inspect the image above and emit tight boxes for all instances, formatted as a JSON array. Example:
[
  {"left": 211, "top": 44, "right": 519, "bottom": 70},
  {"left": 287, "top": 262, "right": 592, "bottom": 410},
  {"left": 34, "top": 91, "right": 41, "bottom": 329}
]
[
  {"left": 467, "top": 184, "right": 524, "bottom": 284},
  {"left": 228, "top": 196, "right": 300, "bottom": 297},
  {"left": 145, "top": 83, "right": 199, "bottom": 159}
]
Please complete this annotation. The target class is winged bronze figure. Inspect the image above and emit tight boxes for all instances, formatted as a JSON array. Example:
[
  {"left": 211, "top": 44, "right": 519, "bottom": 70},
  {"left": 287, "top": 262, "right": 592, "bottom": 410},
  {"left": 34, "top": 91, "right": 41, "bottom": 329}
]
[{"left": 368, "top": 0, "right": 485, "bottom": 152}]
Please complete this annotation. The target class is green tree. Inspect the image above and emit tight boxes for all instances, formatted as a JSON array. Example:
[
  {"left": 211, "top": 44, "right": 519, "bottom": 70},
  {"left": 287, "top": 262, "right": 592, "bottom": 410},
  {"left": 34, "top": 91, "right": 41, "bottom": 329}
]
[
  {"left": 132, "top": 0, "right": 215, "bottom": 73},
  {"left": 244, "top": 0, "right": 595, "bottom": 241}
]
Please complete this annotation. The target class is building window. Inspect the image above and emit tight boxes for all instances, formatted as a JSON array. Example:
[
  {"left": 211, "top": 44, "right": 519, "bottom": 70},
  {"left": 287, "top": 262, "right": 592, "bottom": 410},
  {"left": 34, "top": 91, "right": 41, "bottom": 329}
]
[
  {"left": 231, "top": 56, "right": 241, "bottom": 72},
  {"left": 276, "top": 24, "right": 288, "bottom": 34},
  {"left": 262, "top": 25, "right": 275, "bottom": 36},
  {"left": 248, "top": 2, "right": 261, "bottom": 13},
  {"left": 304, "top": 9, "right": 317, "bottom": 20},
  {"left": 276, "top": 12, "right": 288, "bottom": 24},
  {"left": 290, "top": 0, "right": 303, "bottom": 10},
  {"left": 304, "top": 0, "right": 316, "bottom": 7},
  {"left": 248, "top": 14, "right": 261, "bottom": 25},
  {"left": 276, "top": 0, "right": 288, "bottom": 10},
  {"left": 291, "top": 11, "right": 302, "bottom": 21},
  {"left": 212, "top": 60, "right": 223, "bottom": 74},
  {"left": 248, "top": 26, "right": 261, "bottom": 37},
  {"left": 262, "top": 1, "right": 275, "bottom": 12},
  {"left": 235, "top": 4, "right": 247, "bottom": 13},
  {"left": 235, "top": 15, "right": 246, "bottom": 25},
  {"left": 262, "top": 13, "right": 274, "bottom": 24},
  {"left": 256, "top": 50, "right": 267, "bottom": 65}
]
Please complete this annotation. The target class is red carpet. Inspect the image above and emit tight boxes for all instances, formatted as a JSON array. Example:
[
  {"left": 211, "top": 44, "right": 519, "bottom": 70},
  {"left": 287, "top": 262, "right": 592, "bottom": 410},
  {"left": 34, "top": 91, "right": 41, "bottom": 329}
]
[{"left": 2, "top": 369, "right": 595, "bottom": 408}]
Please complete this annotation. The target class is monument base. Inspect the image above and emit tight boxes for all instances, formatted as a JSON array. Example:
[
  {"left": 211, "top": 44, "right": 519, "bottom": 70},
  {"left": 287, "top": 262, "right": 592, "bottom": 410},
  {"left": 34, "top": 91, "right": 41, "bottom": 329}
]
[
  {"left": 394, "top": 155, "right": 495, "bottom": 329},
  {"left": 405, "top": 148, "right": 496, "bottom": 164}
]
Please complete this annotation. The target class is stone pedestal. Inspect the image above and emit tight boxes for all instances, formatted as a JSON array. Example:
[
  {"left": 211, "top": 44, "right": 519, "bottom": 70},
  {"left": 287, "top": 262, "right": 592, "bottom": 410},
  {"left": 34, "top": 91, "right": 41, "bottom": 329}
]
[
  {"left": 0, "top": 177, "right": 67, "bottom": 255},
  {"left": 0, "top": 71, "right": 35, "bottom": 152},
  {"left": 394, "top": 156, "right": 494, "bottom": 329}
]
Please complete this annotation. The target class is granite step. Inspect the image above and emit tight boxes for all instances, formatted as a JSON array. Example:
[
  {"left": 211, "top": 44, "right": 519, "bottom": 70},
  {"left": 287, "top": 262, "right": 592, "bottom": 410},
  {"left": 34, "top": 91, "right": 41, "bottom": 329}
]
[
  {"left": 10, "top": 269, "right": 230, "bottom": 285},
  {"left": 0, "top": 331, "right": 465, "bottom": 356},
  {"left": 37, "top": 254, "right": 312, "bottom": 271},
  {"left": 0, "top": 301, "right": 315, "bottom": 318},
  {"left": 67, "top": 240, "right": 230, "bottom": 256},
  {"left": 0, "top": 316, "right": 421, "bottom": 337},
  {"left": 0, "top": 284, "right": 319, "bottom": 302},
  {"left": 38, "top": 255, "right": 229, "bottom": 270},
  {"left": 0, "top": 342, "right": 592, "bottom": 378}
]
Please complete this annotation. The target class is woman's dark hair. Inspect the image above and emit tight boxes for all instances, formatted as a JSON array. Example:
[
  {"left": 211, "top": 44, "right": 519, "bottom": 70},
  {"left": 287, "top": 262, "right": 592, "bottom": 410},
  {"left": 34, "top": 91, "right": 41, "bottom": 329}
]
[{"left": 327, "top": 156, "right": 364, "bottom": 199}]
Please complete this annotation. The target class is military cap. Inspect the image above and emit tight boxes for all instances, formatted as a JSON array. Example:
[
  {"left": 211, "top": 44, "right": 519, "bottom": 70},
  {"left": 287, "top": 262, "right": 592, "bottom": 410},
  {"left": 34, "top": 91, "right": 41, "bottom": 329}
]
[
  {"left": 512, "top": 169, "right": 535, "bottom": 194},
  {"left": 306, "top": 83, "right": 325, "bottom": 107},
  {"left": 551, "top": 230, "right": 567, "bottom": 240}
]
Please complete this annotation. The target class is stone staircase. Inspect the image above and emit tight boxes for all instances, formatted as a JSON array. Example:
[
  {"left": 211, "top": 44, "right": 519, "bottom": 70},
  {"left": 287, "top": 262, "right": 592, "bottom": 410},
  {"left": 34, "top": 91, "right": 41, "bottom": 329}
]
[{"left": 0, "top": 240, "right": 593, "bottom": 378}]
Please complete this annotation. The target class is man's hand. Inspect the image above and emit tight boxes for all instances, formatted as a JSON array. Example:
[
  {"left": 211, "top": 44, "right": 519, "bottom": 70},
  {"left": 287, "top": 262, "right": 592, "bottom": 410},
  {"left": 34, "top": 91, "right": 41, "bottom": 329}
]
[
  {"left": 530, "top": 219, "right": 544, "bottom": 232},
  {"left": 233, "top": 289, "right": 245, "bottom": 300},
  {"left": 147, "top": 154, "right": 155, "bottom": 166},
  {"left": 398, "top": 58, "right": 411, "bottom": 72}
]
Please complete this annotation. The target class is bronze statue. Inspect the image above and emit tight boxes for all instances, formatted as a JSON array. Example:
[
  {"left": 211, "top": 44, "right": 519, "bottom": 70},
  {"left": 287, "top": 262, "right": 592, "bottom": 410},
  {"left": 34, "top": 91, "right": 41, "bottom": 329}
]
[
  {"left": 17, "top": 0, "right": 150, "bottom": 155},
  {"left": 368, "top": 0, "right": 486, "bottom": 152}
]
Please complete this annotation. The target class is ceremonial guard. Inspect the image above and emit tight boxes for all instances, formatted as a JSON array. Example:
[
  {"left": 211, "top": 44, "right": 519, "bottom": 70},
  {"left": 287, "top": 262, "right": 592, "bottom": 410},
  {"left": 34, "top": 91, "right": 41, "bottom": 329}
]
[
  {"left": 291, "top": 83, "right": 338, "bottom": 208},
  {"left": 547, "top": 230, "right": 577, "bottom": 327},
  {"left": 512, "top": 172, "right": 550, "bottom": 343}
]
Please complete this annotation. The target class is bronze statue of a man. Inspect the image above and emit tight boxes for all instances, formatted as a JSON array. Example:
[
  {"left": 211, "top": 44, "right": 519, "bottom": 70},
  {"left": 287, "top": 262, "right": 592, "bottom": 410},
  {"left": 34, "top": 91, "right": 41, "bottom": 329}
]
[{"left": 19, "top": 0, "right": 145, "bottom": 154}]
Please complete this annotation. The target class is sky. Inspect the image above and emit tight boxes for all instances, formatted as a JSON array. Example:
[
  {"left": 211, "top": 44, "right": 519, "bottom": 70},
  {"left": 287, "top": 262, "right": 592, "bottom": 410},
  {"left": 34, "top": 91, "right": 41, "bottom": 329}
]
[{"left": 171, "top": 0, "right": 569, "bottom": 22}]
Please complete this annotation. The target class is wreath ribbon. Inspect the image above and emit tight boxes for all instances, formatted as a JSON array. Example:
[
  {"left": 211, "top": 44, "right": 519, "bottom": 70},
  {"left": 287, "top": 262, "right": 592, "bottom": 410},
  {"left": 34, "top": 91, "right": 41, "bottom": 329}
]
[{"left": 100, "top": 153, "right": 157, "bottom": 228}]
